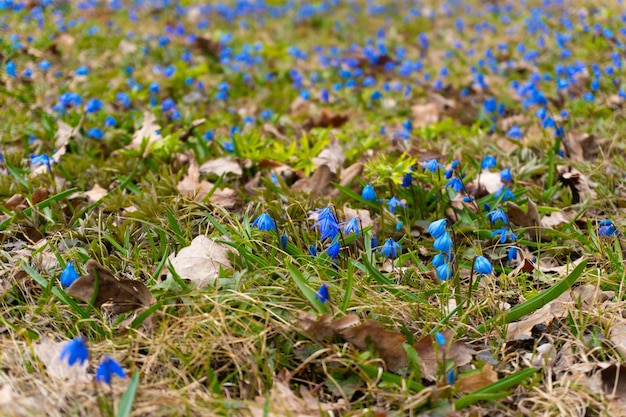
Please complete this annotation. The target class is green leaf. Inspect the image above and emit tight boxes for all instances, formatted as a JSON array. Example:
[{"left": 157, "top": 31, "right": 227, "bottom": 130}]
[
  {"left": 454, "top": 368, "right": 538, "bottom": 409},
  {"left": 287, "top": 264, "right": 329, "bottom": 314},
  {"left": 116, "top": 371, "right": 140, "bottom": 417}
]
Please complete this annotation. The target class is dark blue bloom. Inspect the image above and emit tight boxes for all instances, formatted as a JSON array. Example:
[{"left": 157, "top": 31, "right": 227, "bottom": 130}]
[
  {"left": 434, "top": 232, "right": 453, "bottom": 254},
  {"left": 371, "top": 236, "right": 379, "bottom": 249},
  {"left": 386, "top": 197, "right": 405, "bottom": 214},
  {"left": 312, "top": 207, "right": 341, "bottom": 240},
  {"left": 60, "top": 337, "right": 89, "bottom": 366},
  {"left": 494, "top": 186, "right": 515, "bottom": 201},
  {"left": 583, "top": 92, "right": 595, "bottom": 102},
  {"left": 474, "top": 256, "right": 493, "bottom": 275},
  {"left": 507, "top": 125, "right": 523, "bottom": 140},
  {"left": 279, "top": 233, "right": 288, "bottom": 249},
  {"left": 422, "top": 159, "right": 444, "bottom": 172},
  {"left": 446, "top": 177, "right": 464, "bottom": 192},
  {"left": 436, "top": 263, "right": 452, "bottom": 281},
  {"left": 500, "top": 168, "right": 512, "bottom": 183},
  {"left": 491, "top": 228, "right": 517, "bottom": 243},
  {"left": 342, "top": 218, "right": 360, "bottom": 236},
  {"left": 481, "top": 155, "right": 497, "bottom": 170},
  {"left": 315, "top": 283, "right": 330, "bottom": 304},
  {"left": 487, "top": 209, "right": 508, "bottom": 225},
  {"left": 251, "top": 213, "right": 277, "bottom": 232},
  {"left": 361, "top": 184, "right": 377, "bottom": 201},
  {"left": 326, "top": 241, "right": 340, "bottom": 259},
  {"left": 508, "top": 247, "right": 518, "bottom": 263},
  {"left": 85, "top": 99, "right": 104, "bottom": 114},
  {"left": 104, "top": 116, "right": 116, "bottom": 127},
  {"left": 87, "top": 128, "right": 104, "bottom": 140},
  {"left": 95, "top": 356, "right": 126, "bottom": 384},
  {"left": 60, "top": 262, "right": 79, "bottom": 288},
  {"left": 6, "top": 61, "right": 16, "bottom": 78},
  {"left": 428, "top": 219, "right": 447, "bottom": 238},
  {"left": 30, "top": 154, "right": 53, "bottom": 171},
  {"left": 380, "top": 238, "right": 401, "bottom": 259},
  {"left": 401, "top": 172, "right": 412, "bottom": 188},
  {"left": 308, "top": 245, "right": 317, "bottom": 256},
  {"left": 599, "top": 222, "right": 618, "bottom": 237},
  {"left": 483, "top": 97, "right": 497, "bottom": 113}
]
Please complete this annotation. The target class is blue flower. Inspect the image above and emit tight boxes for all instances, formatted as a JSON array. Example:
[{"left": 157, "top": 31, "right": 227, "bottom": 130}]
[
  {"left": 30, "top": 154, "right": 53, "bottom": 171},
  {"left": 87, "top": 128, "right": 104, "bottom": 140},
  {"left": 85, "top": 99, "right": 103, "bottom": 114},
  {"left": 507, "top": 125, "right": 523, "bottom": 140},
  {"left": 491, "top": 228, "right": 517, "bottom": 243},
  {"left": 279, "top": 233, "right": 288, "bottom": 249},
  {"left": 422, "top": 159, "right": 444, "bottom": 172},
  {"left": 474, "top": 256, "right": 493, "bottom": 275},
  {"left": 433, "top": 232, "right": 453, "bottom": 254},
  {"left": 481, "top": 155, "right": 497, "bottom": 170},
  {"left": 308, "top": 245, "right": 317, "bottom": 256},
  {"left": 428, "top": 219, "right": 447, "bottom": 238},
  {"left": 401, "top": 172, "right": 412, "bottom": 188},
  {"left": 483, "top": 97, "right": 497, "bottom": 113},
  {"left": 583, "top": 92, "right": 595, "bottom": 102},
  {"left": 75, "top": 65, "right": 89, "bottom": 76},
  {"left": 494, "top": 186, "right": 514, "bottom": 201},
  {"left": 326, "top": 241, "right": 340, "bottom": 259},
  {"left": 251, "top": 213, "right": 277, "bottom": 232},
  {"left": 500, "top": 168, "right": 512, "bottom": 183},
  {"left": 446, "top": 177, "right": 464, "bottom": 192},
  {"left": 435, "top": 332, "right": 446, "bottom": 346},
  {"left": 116, "top": 92, "right": 131, "bottom": 108},
  {"left": 508, "top": 247, "right": 518, "bottom": 263},
  {"left": 371, "top": 236, "right": 379, "bottom": 249},
  {"left": 6, "top": 61, "right": 16, "bottom": 78},
  {"left": 361, "top": 184, "right": 377, "bottom": 201},
  {"left": 599, "top": 221, "right": 618, "bottom": 237},
  {"left": 486, "top": 209, "right": 508, "bottom": 225},
  {"left": 380, "top": 238, "right": 401, "bottom": 259},
  {"left": 386, "top": 197, "right": 405, "bottom": 214},
  {"left": 60, "top": 262, "right": 79, "bottom": 288},
  {"left": 149, "top": 82, "right": 160, "bottom": 94},
  {"left": 95, "top": 356, "right": 126, "bottom": 384},
  {"left": 342, "top": 218, "right": 360, "bottom": 236},
  {"left": 312, "top": 207, "right": 341, "bottom": 240},
  {"left": 432, "top": 253, "right": 453, "bottom": 267},
  {"left": 315, "top": 283, "right": 330, "bottom": 304},
  {"left": 436, "top": 263, "right": 453, "bottom": 281},
  {"left": 60, "top": 337, "right": 89, "bottom": 366},
  {"left": 104, "top": 116, "right": 116, "bottom": 127}
]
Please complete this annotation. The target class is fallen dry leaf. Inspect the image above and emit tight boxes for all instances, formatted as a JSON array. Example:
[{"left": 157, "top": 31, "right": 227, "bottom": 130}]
[
  {"left": 167, "top": 235, "right": 234, "bottom": 287},
  {"left": 455, "top": 364, "right": 498, "bottom": 393},
  {"left": 199, "top": 156, "right": 243, "bottom": 177},
  {"left": 291, "top": 164, "right": 333, "bottom": 196},
  {"left": 413, "top": 330, "right": 472, "bottom": 381},
  {"left": 558, "top": 165, "right": 597, "bottom": 204},
  {"left": 0, "top": 384, "right": 44, "bottom": 417},
  {"left": 125, "top": 110, "right": 162, "bottom": 157},
  {"left": 177, "top": 156, "right": 213, "bottom": 201},
  {"left": 84, "top": 183, "right": 108, "bottom": 203},
  {"left": 563, "top": 131, "right": 599, "bottom": 162},
  {"left": 474, "top": 171, "right": 503, "bottom": 195},
  {"left": 303, "top": 108, "right": 349, "bottom": 130},
  {"left": 249, "top": 370, "right": 345, "bottom": 417},
  {"left": 312, "top": 140, "right": 345, "bottom": 174},
  {"left": 31, "top": 119, "right": 82, "bottom": 177},
  {"left": 298, "top": 312, "right": 360, "bottom": 340},
  {"left": 67, "top": 260, "right": 155, "bottom": 314},
  {"left": 506, "top": 200, "right": 542, "bottom": 241},
  {"left": 33, "top": 336, "right": 90, "bottom": 382},
  {"left": 340, "top": 321, "right": 408, "bottom": 372}
]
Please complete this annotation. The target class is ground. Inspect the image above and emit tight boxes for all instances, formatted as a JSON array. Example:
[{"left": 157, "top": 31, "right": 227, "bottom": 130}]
[{"left": 1, "top": 0, "right": 626, "bottom": 416}]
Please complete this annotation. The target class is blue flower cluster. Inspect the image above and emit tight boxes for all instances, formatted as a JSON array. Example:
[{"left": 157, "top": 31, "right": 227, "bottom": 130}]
[{"left": 429, "top": 219, "right": 453, "bottom": 281}]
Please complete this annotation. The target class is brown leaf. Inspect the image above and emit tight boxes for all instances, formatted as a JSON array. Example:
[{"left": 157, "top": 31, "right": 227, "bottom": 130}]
[
  {"left": 67, "top": 260, "right": 155, "bottom": 314},
  {"left": 505, "top": 200, "right": 542, "bottom": 241},
  {"left": 413, "top": 330, "right": 472, "bottom": 381},
  {"left": 601, "top": 364, "right": 626, "bottom": 399},
  {"left": 303, "top": 109, "right": 349, "bottom": 130},
  {"left": 292, "top": 164, "right": 333, "bottom": 196},
  {"left": 558, "top": 165, "right": 596, "bottom": 204},
  {"left": 208, "top": 187, "right": 238, "bottom": 208},
  {"left": 411, "top": 102, "right": 443, "bottom": 128},
  {"left": 124, "top": 110, "right": 162, "bottom": 157},
  {"left": 4, "top": 194, "right": 26, "bottom": 211},
  {"left": 563, "top": 132, "right": 599, "bottom": 162},
  {"left": 339, "top": 321, "right": 408, "bottom": 372},
  {"left": 455, "top": 364, "right": 498, "bottom": 393},
  {"left": 298, "top": 312, "right": 360, "bottom": 341},
  {"left": 193, "top": 35, "right": 221, "bottom": 58}
]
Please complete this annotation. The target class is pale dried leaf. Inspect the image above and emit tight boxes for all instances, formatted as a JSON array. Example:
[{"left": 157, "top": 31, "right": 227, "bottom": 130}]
[
  {"left": 475, "top": 171, "right": 502, "bottom": 194},
  {"left": 312, "top": 140, "right": 345, "bottom": 174},
  {"left": 413, "top": 330, "right": 472, "bottom": 381},
  {"left": 506, "top": 200, "right": 542, "bottom": 241},
  {"left": 33, "top": 337, "right": 90, "bottom": 382},
  {"left": 342, "top": 207, "right": 373, "bottom": 229},
  {"left": 199, "top": 157, "right": 243, "bottom": 177},
  {"left": 411, "top": 102, "right": 442, "bottom": 128},
  {"left": 84, "top": 184, "right": 108, "bottom": 203},
  {"left": 125, "top": 110, "right": 162, "bottom": 157},
  {"left": 0, "top": 384, "right": 45, "bottom": 416},
  {"left": 177, "top": 157, "right": 213, "bottom": 201},
  {"left": 208, "top": 187, "right": 237, "bottom": 208},
  {"left": 167, "top": 235, "right": 234, "bottom": 287}
]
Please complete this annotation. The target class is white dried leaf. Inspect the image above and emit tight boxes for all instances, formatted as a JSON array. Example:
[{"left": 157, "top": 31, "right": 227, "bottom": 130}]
[{"left": 168, "top": 235, "right": 234, "bottom": 287}]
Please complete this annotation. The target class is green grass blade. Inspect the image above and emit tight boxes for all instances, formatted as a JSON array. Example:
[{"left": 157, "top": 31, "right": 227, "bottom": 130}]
[
  {"left": 454, "top": 367, "right": 539, "bottom": 409},
  {"left": 354, "top": 256, "right": 419, "bottom": 302},
  {"left": 476, "top": 259, "right": 587, "bottom": 333},
  {"left": 287, "top": 263, "right": 329, "bottom": 314},
  {"left": 116, "top": 371, "right": 140, "bottom": 417}
]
